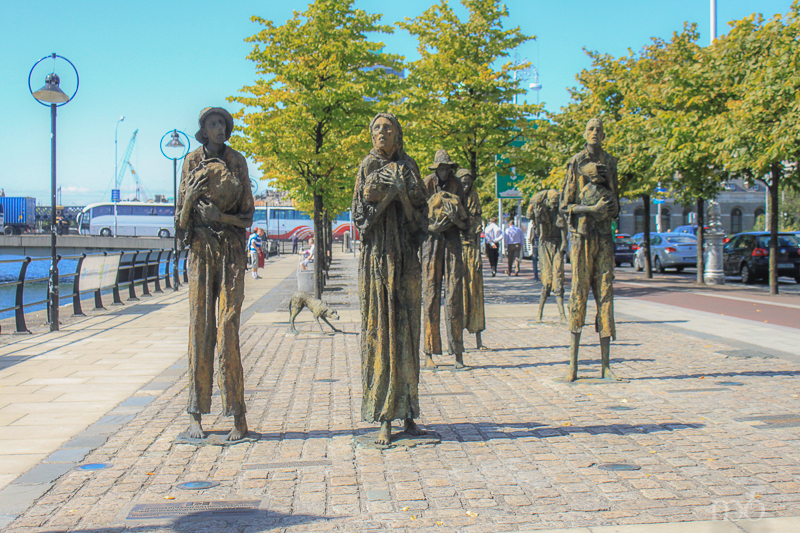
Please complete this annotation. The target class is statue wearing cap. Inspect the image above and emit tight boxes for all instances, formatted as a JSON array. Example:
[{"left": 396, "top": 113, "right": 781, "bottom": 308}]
[
  {"left": 422, "top": 149, "right": 470, "bottom": 370},
  {"left": 176, "top": 107, "right": 255, "bottom": 441}
]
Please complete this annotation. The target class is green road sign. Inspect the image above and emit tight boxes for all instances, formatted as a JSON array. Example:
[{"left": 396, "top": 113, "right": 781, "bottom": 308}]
[{"left": 496, "top": 155, "right": 523, "bottom": 199}]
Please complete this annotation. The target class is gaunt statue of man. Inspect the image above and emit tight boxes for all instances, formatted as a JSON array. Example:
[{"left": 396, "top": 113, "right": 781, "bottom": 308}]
[
  {"left": 352, "top": 113, "right": 429, "bottom": 445},
  {"left": 176, "top": 107, "right": 254, "bottom": 440},
  {"left": 422, "top": 150, "right": 469, "bottom": 369},
  {"left": 527, "top": 189, "right": 567, "bottom": 323},
  {"left": 560, "top": 118, "right": 620, "bottom": 382},
  {"left": 456, "top": 168, "right": 486, "bottom": 350}
]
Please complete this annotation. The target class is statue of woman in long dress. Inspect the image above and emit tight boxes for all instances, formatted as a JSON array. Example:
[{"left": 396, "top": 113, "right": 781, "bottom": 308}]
[
  {"left": 352, "top": 113, "right": 429, "bottom": 445},
  {"left": 176, "top": 107, "right": 254, "bottom": 441}
]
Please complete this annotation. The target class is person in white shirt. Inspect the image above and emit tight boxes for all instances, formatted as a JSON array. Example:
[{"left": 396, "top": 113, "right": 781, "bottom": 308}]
[
  {"left": 247, "top": 228, "right": 264, "bottom": 279},
  {"left": 504, "top": 220, "right": 525, "bottom": 276},
  {"left": 300, "top": 237, "right": 315, "bottom": 270},
  {"left": 483, "top": 216, "right": 503, "bottom": 277},
  {"left": 525, "top": 219, "right": 540, "bottom": 282}
]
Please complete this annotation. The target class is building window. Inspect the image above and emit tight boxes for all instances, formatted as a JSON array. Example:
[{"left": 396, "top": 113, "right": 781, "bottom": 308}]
[
  {"left": 731, "top": 207, "right": 743, "bottom": 234},
  {"left": 683, "top": 208, "right": 694, "bottom": 225},
  {"left": 753, "top": 207, "right": 765, "bottom": 231},
  {"left": 660, "top": 207, "right": 671, "bottom": 232}
]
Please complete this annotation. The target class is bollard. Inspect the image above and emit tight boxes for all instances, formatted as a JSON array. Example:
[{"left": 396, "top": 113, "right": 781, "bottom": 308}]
[{"left": 72, "top": 253, "right": 87, "bottom": 316}]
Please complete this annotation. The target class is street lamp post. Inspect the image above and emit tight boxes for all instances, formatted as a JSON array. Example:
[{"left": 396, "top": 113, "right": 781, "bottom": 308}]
[
  {"left": 160, "top": 130, "right": 190, "bottom": 290},
  {"left": 114, "top": 116, "right": 124, "bottom": 236},
  {"left": 29, "top": 53, "right": 79, "bottom": 332}
]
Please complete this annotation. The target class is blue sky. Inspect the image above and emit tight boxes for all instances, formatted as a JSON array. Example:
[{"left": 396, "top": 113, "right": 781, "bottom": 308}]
[{"left": 0, "top": 0, "right": 790, "bottom": 206}]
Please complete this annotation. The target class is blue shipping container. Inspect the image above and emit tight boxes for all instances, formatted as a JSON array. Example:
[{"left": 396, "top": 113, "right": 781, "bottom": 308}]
[{"left": 1, "top": 197, "right": 36, "bottom": 234}]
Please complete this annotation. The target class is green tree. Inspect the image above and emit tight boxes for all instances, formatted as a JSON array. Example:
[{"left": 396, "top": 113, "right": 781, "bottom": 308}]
[
  {"left": 711, "top": 4, "right": 800, "bottom": 293},
  {"left": 397, "top": 0, "right": 540, "bottom": 217},
  {"left": 230, "top": 0, "right": 401, "bottom": 297}
]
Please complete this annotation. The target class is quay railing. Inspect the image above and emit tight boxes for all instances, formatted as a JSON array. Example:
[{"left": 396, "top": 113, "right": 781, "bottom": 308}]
[{"left": 0, "top": 248, "right": 189, "bottom": 334}]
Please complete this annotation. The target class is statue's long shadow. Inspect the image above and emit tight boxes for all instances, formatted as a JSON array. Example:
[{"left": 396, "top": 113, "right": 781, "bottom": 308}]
[{"left": 250, "top": 420, "right": 704, "bottom": 443}]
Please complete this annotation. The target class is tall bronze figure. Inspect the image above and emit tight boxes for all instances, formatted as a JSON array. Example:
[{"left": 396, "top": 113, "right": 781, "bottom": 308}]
[
  {"left": 560, "top": 118, "right": 620, "bottom": 382},
  {"left": 422, "top": 150, "right": 469, "bottom": 370},
  {"left": 527, "top": 190, "right": 567, "bottom": 323},
  {"left": 456, "top": 168, "right": 486, "bottom": 350},
  {"left": 176, "top": 107, "right": 254, "bottom": 440},
  {"left": 353, "top": 113, "right": 428, "bottom": 445}
]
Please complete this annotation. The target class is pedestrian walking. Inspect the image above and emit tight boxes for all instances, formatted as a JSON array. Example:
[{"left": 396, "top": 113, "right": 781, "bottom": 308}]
[
  {"left": 504, "top": 220, "right": 524, "bottom": 275},
  {"left": 248, "top": 228, "right": 263, "bottom": 279},
  {"left": 291, "top": 232, "right": 299, "bottom": 254},
  {"left": 483, "top": 216, "right": 502, "bottom": 277}
]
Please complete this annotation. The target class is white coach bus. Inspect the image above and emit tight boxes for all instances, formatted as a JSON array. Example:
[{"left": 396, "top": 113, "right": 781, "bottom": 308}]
[{"left": 77, "top": 202, "right": 175, "bottom": 238}]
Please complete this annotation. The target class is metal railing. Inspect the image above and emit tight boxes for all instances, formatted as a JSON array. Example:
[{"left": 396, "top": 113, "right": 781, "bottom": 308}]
[{"left": 0, "top": 248, "right": 189, "bottom": 334}]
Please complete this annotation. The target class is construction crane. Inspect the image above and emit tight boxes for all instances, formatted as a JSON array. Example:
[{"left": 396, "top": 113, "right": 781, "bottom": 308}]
[
  {"left": 116, "top": 129, "right": 138, "bottom": 192},
  {"left": 126, "top": 162, "right": 150, "bottom": 202}
]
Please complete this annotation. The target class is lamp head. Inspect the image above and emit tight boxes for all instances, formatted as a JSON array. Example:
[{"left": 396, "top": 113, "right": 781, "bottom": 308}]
[
  {"left": 33, "top": 73, "right": 69, "bottom": 104},
  {"left": 165, "top": 130, "right": 185, "bottom": 148}
]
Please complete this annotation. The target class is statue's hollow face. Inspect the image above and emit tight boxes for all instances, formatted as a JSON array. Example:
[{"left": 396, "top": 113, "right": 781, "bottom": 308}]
[
  {"left": 203, "top": 113, "right": 227, "bottom": 145},
  {"left": 584, "top": 120, "right": 604, "bottom": 147},
  {"left": 436, "top": 165, "right": 453, "bottom": 181},
  {"left": 371, "top": 117, "right": 397, "bottom": 154},
  {"left": 458, "top": 172, "right": 474, "bottom": 192},
  {"left": 546, "top": 191, "right": 559, "bottom": 209}
]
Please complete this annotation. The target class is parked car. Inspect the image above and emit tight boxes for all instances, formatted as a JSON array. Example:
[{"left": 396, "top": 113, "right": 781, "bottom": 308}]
[
  {"left": 615, "top": 237, "right": 636, "bottom": 267},
  {"left": 673, "top": 224, "right": 709, "bottom": 236},
  {"left": 634, "top": 232, "right": 698, "bottom": 273},
  {"left": 722, "top": 231, "right": 800, "bottom": 284}
]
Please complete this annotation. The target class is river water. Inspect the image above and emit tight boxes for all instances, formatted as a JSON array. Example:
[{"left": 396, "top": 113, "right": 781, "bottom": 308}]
[{"left": 0, "top": 255, "right": 168, "bottom": 321}]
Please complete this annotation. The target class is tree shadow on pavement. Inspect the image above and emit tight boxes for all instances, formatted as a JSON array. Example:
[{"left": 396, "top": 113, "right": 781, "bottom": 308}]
[
  {"left": 20, "top": 510, "right": 326, "bottom": 533},
  {"left": 472, "top": 358, "right": 654, "bottom": 370},
  {"left": 427, "top": 421, "right": 705, "bottom": 442},
  {"left": 632, "top": 369, "right": 800, "bottom": 381}
]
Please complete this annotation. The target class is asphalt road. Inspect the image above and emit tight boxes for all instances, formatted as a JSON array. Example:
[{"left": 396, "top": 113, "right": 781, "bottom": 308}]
[{"left": 494, "top": 255, "right": 800, "bottom": 330}]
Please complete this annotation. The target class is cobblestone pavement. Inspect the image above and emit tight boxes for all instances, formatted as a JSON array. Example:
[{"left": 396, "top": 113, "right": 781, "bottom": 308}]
[{"left": 4, "top": 252, "right": 800, "bottom": 532}]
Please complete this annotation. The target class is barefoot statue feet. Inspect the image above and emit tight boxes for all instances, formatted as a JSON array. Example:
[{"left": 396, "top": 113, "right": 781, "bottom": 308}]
[
  {"left": 376, "top": 421, "right": 392, "bottom": 445},
  {"left": 187, "top": 413, "right": 204, "bottom": 439},
  {"left": 226, "top": 414, "right": 249, "bottom": 441},
  {"left": 404, "top": 419, "right": 425, "bottom": 436},
  {"left": 424, "top": 354, "right": 437, "bottom": 370}
]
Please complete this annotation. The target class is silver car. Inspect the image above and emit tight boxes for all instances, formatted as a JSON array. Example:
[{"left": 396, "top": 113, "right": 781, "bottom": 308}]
[{"left": 634, "top": 232, "right": 698, "bottom": 273}]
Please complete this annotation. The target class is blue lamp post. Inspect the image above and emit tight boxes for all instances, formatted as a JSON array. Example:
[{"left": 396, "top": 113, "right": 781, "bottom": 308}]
[
  {"left": 160, "top": 130, "right": 190, "bottom": 290},
  {"left": 29, "top": 53, "right": 79, "bottom": 332}
]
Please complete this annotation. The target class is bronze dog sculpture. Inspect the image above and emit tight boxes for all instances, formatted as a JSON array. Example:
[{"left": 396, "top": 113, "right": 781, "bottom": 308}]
[{"left": 289, "top": 291, "right": 341, "bottom": 334}]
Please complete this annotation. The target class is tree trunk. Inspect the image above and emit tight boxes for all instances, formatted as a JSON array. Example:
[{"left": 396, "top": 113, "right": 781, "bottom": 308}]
[
  {"left": 696, "top": 198, "right": 705, "bottom": 285},
  {"left": 313, "top": 191, "right": 324, "bottom": 299},
  {"left": 769, "top": 163, "right": 780, "bottom": 295},
  {"left": 643, "top": 194, "right": 652, "bottom": 278},
  {"left": 321, "top": 209, "right": 330, "bottom": 281}
]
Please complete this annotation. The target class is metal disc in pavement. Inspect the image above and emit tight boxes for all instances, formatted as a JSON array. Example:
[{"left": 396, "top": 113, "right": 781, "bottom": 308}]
[
  {"left": 598, "top": 463, "right": 641, "bottom": 471},
  {"left": 75, "top": 463, "right": 112, "bottom": 471},
  {"left": 176, "top": 481, "right": 220, "bottom": 490},
  {"left": 607, "top": 406, "right": 634, "bottom": 411},
  {"left": 717, "top": 381, "right": 744, "bottom": 386}
]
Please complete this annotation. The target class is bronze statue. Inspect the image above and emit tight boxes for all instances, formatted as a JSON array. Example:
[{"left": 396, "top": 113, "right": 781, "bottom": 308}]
[
  {"left": 560, "top": 118, "right": 620, "bottom": 382},
  {"left": 288, "top": 291, "right": 340, "bottom": 335},
  {"left": 176, "top": 107, "right": 254, "bottom": 441},
  {"left": 353, "top": 112, "right": 428, "bottom": 445},
  {"left": 456, "top": 168, "right": 486, "bottom": 350},
  {"left": 422, "top": 150, "right": 469, "bottom": 370},
  {"left": 527, "top": 190, "right": 567, "bottom": 323}
]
